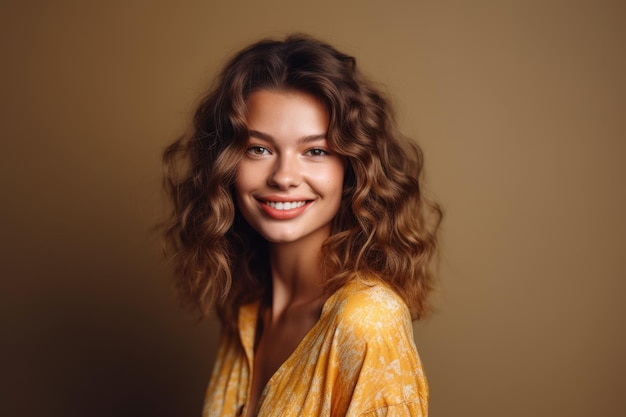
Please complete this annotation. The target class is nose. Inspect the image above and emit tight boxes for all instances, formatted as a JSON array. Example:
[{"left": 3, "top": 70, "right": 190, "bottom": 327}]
[{"left": 268, "top": 154, "right": 302, "bottom": 189}]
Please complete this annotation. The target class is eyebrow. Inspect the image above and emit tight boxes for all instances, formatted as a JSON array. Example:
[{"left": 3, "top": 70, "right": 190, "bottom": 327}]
[{"left": 248, "top": 129, "right": 327, "bottom": 144}]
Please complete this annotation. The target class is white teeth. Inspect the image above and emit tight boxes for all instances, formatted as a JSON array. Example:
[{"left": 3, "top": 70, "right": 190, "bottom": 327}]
[{"left": 266, "top": 201, "right": 307, "bottom": 210}]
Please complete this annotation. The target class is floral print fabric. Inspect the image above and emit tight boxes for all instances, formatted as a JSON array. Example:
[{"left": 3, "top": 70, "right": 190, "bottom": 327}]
[{"left": 203, "top": 280, "right": 428, "bottom": 417}]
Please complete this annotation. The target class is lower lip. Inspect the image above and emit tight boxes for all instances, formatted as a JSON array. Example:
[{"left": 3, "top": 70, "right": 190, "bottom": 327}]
[{"left": 258, "top": 201, "right": 311, "bottom": 220}]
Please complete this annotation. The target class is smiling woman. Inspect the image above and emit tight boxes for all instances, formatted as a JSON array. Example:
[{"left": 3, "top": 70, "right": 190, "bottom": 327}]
[
  {"left": 161, "top": 35, "right": 442, "bottom": 417},
  {"left": 235, "top": 90, "right": 345, "bottom": 243}
]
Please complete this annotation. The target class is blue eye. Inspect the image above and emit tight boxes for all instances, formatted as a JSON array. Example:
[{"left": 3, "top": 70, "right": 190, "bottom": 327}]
[{"left": 247, "top": 146, "right": 270, "bottom": 156}]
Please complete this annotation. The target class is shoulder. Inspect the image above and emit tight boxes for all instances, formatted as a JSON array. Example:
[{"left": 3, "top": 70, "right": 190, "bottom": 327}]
[
  {"left": 332, "top": 279, "right": 411, "bottom": 321},
  {"left": 325, "top": 279, "right": 413, "bottom": 340},
  {"left": 321, "top": 280, "right": 428, "bottom": 415}
]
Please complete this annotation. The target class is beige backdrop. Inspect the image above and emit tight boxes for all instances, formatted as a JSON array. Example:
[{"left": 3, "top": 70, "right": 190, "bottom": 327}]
[{"left": 1, "top": 1, "right": 624, "bottom": 416}]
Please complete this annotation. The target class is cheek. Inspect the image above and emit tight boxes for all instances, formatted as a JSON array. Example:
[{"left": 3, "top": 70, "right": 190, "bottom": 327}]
[
  {"left": 330, "top": 161, "right": 346, "bottom": 189},
  {"left": 318, "top": 162, "right": 346, "bottom": 199},
  {"left": 234, "top": 162, "right": 254, "bottom": 194},
  {"left": 233, "top": 169, "right": 255, "bottom": 223}
]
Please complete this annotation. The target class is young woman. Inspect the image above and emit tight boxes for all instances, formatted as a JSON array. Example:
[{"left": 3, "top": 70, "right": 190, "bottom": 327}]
[{"left": 162, "top": 35, "right": 442, "bottom": 417}]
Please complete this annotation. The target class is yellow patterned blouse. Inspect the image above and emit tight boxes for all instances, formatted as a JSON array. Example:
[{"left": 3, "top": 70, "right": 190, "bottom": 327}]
[{"left": 203, "top": 280, "right": 428, "bottom": 417}]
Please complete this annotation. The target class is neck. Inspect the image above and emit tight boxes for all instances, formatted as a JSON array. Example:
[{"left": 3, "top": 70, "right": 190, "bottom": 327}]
[{"left": 267, "top": 234, "right": 328, "bottom": 320}]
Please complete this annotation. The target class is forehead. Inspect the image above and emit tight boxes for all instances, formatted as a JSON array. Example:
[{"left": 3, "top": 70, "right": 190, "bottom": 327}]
[{"left": 245, "top": 90, "right": 329, "bottom": 139}]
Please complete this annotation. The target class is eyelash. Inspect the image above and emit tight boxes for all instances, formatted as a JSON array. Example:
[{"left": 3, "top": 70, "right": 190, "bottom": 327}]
[
  {"left": 304, "top": 148, "right": 330, "bottom": 157},
  {"left": 245, "top": 146, "right": 331, "bottom": 157},
  {"left": 246, "top": 146, "right": 270, "bottom": 156}
]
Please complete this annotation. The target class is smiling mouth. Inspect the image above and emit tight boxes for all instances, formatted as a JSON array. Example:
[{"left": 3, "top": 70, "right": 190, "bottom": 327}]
[{"left": 263, "top": 200, "right": 309, "bottom": 210}]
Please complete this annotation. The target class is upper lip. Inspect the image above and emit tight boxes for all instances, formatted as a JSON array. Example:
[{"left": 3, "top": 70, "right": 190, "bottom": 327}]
[{"left": 256, "top": 195, "right": 313, "bottom": 203}]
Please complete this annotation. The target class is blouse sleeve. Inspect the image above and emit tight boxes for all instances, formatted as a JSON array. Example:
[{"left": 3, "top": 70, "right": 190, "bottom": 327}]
[
  {"left": 331, "top": 284, "right": 429, "bottom": 417},
  {"left": 358, "top": 401, "right": 427, "bottom": 417}
]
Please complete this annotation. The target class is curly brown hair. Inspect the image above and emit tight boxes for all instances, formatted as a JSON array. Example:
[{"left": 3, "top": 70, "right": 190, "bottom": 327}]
[{"left": 162, "top": 34, "right": 442, "bottom": 330}]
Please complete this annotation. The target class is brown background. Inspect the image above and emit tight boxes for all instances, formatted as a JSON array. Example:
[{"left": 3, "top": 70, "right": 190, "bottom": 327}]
[{"left": 1, "top": 1, "right": 624, "bottom": 416}]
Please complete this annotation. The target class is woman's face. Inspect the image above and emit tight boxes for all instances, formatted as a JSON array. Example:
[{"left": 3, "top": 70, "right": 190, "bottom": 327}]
[{"left": 235, "top": 89, "right": 345, "bottom": 247}]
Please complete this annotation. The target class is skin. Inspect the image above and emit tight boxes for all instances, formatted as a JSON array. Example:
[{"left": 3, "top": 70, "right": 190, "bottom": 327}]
[{"left": 234, "top": 89, "right": 346, "bottom": 416}]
